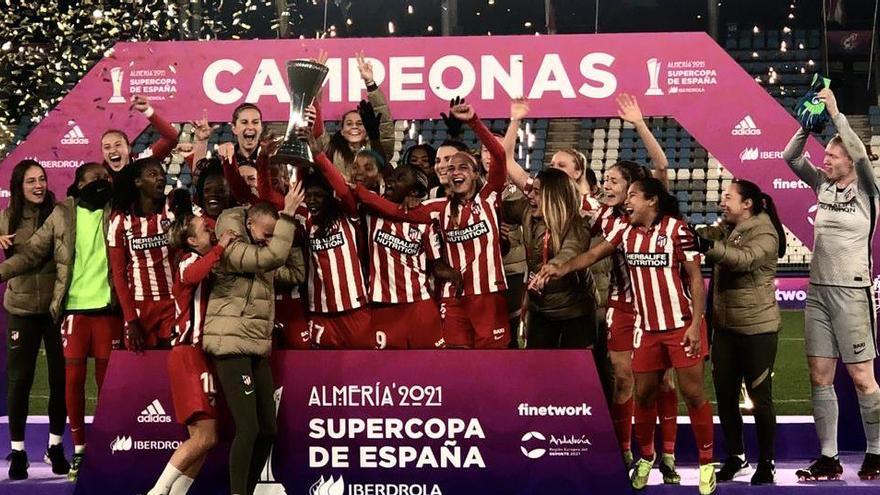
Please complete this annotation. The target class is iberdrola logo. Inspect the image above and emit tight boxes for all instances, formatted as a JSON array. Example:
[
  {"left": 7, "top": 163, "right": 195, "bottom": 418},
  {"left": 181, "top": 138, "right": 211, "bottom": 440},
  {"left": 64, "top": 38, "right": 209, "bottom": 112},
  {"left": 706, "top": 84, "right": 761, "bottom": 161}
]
[{"left": 310, "top": 475, "right": 344, "bottom": 495}]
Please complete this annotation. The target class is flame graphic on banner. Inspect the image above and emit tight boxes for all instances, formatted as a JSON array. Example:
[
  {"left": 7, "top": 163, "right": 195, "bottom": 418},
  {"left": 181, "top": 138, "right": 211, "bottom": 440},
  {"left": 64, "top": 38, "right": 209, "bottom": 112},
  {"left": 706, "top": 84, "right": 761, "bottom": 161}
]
[{"left": 309, "top": 475, "right": 345, "bottom": 495}]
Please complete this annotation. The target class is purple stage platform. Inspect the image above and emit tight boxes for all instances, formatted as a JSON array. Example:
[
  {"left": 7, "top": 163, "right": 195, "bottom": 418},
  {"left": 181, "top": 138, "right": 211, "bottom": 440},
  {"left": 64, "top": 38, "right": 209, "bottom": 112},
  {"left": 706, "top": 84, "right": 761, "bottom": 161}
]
[{"left": 0, "top": 418, "right": 872, "bottom": 494}]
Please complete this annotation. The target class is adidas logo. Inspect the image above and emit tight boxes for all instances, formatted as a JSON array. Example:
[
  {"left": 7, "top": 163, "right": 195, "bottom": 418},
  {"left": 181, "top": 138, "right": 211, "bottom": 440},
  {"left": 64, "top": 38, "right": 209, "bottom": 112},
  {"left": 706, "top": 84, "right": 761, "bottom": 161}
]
[
  {"left": 731, "top": 115, "right": 762, "bottom": 136},
  {"left": 61, "top": 125, "right": 89, "bottom": 145},
  {"left": 137, "top": 399, "right": 172, "bottom": 423}
]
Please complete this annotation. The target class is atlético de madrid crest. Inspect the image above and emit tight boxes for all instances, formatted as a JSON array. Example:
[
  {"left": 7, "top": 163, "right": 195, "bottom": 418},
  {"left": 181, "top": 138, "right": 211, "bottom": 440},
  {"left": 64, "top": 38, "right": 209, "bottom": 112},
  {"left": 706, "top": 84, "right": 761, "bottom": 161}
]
[{"left": 656, "top": 235, "right": 668, "bottom": 247}]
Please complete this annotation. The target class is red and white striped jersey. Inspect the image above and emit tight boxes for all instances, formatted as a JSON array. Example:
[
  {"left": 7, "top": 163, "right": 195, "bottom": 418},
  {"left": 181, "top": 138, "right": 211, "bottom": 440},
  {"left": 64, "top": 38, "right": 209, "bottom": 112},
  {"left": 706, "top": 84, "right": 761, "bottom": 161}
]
[
  {"left": 580, "top": 193, "right": 601, "bottom": 218},
  {"left": 366, "top": 214, "right": 442, "bottom": 304},
  {"left": 604, "top": 215, "right": 701, "bottom": 332},
  {"left": 295, "top": 208, "right": 368, "bottom": 313},
  {"left": 107, "top": 206, "right": 176, "bottom": 301},
  {"left": 171, "top": 247, "right": 222, "bottom": 346},
  {"left": 590, "top": 205, "right": 635, "bottom": 308},
  {"left": 437, "top": 190, "right": 506, "bottom": 297}
]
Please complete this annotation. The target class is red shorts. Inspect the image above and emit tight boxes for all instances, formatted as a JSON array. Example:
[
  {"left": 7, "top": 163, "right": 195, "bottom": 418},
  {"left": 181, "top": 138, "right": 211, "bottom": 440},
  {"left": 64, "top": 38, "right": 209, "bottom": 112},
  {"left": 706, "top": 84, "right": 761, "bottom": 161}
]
[
  {"left": 606, "top": 304, "right": 636, "bottom": 352},
  {"left": 128, "top": 299, "right": 176, "bottom": 347},
  {"left": 632, "top": 319, "right": 709, "bottom": 373},
  {"left": 60, "top": 313, "right": 123, "bottom": 360},
  {"left": 371, "top": 300, "right": 445, "bottom": 349},
  {"left": 167, "top": 345, "right": 218, "bottom": 424},
  {"left": 310, "top": 306, "right": 373, "bottom": 349},
  {"left": 274, "top": 297, "right": 311, "bottom": 349},
  {"left": 440, "top": 293, "right": 509, "bottom": 349}
]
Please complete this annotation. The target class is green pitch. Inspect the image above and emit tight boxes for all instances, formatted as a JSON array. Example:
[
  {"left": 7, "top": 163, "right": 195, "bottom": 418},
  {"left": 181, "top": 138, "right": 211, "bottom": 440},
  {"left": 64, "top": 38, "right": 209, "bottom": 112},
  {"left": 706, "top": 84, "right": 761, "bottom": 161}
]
[{"left": 25, "top": 311, "right": 811, "bottom": 417}]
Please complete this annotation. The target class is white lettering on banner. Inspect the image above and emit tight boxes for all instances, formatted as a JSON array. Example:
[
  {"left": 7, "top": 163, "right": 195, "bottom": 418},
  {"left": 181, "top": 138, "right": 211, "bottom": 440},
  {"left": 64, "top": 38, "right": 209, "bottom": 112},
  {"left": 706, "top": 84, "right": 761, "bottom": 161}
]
[
  {"left": 390, "top": 57, "right": 426, "bottom": 101},
  {"left": 772, "top": 178, "right": 811, "bottom": 190},
  {"left": 578, "top": 52, "right": 617, "bottom": 99},
  {"left": 517, "top": 403, "right": 593, "bottom": 417},
  {"left": 528, "top": 54, "right": 576, "bottom": 99},
  {"left": 480, "top": 55, "right": 524, "bottom": 99},
  {"left": 775, "top": 289, "right": 807, "bottom": 302},
  {"left": 244, "top": 58, "right": 288, "bottom": 103},
  {"left": 202, "top": 59, "right": 244, "bottom": 104},
  {"left": 308, "top": 417, "right": 485, "bottom": 440},
  {"left": 201, "top": 54, "right": 618, "bottom": 106},
  {"left": 429, "top": 55, "right": 477, "bottom": 101}
]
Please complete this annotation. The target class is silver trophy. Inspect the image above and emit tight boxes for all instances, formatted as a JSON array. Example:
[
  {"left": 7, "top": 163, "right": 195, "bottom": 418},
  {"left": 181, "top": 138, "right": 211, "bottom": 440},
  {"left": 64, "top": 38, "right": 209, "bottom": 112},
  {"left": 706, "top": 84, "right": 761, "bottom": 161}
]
[
  {"left": 253, "top": 387, "right": 287, "bottom": 495},
  {"left": 277, "top": 60, "right": 329, "bottom": 168}
]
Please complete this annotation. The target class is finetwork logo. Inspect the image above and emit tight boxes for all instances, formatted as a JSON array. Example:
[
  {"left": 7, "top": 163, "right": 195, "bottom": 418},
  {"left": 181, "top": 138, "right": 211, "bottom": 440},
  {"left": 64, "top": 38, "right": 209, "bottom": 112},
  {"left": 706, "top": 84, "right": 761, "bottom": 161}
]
[
  {"left": 138, "top": 399, "right": 172, "bottom": 423},
  {"left": 61, "top": 124, "right": 89, "bottom": 145},
  {"left": 731, "top": 115, "right": 762, "bottom": 136},
  {"left": 517, "top": 402, "right": 593, "bottom": 417},
  {"left": 110, "top": 435, "right": 132, "bottom": 454},
  {"left": 520, "top": 431, "right": 547, "bottom": 459}
]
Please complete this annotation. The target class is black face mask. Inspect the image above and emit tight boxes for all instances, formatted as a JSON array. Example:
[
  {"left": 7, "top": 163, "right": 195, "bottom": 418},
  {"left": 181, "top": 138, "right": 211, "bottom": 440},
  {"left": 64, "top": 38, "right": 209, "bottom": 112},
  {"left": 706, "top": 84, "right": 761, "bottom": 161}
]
[{"left": 78, "top": 179, "right": 112, "bottom": 210}]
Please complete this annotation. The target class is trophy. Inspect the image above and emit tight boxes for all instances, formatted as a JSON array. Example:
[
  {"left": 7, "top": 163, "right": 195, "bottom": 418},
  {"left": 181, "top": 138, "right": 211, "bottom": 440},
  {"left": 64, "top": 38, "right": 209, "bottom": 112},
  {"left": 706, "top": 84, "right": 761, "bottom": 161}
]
[
  {"left": 254, "top": 387, "right": 287, "bottom": 495},
  {"left": 277, "top": 60, "right": 330, "bottom": 169},
  {"left": 644, "top": 58, "right": 664, "bottom": 96},
  {"left": 108, "top": 67, "right": 127, "bottom": 103}
]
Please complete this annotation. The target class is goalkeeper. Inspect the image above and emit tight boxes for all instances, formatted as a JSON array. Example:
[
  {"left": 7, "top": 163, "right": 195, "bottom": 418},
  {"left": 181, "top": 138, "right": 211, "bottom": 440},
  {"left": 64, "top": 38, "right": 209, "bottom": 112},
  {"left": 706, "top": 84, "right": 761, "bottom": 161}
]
[{"left": 783, "top": 87, "right": 880, "bottom": 481}]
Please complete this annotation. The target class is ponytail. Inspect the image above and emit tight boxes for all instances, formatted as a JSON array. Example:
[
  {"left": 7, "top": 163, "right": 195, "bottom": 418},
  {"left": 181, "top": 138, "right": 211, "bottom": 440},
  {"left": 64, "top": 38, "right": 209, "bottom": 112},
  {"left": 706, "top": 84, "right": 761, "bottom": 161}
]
[
  {"left": 732, "top": 179, "right": 787, "bottom": 258},
  {"left": 761, "top": 193, "right": 787, "bottom": 258},
  {"left": 632, "top": 177, "right": 681, "bottom": 220}
]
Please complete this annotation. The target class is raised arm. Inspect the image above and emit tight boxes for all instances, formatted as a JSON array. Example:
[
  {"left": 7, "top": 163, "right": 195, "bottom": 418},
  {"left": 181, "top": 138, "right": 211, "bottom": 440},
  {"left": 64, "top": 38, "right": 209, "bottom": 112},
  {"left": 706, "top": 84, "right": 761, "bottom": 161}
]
[
  {"left": 448, "top": 99, "right": 506, "bottom": 194},
  {"left": 354, "top": 184, "right": 437, "bottom": 224},
  {"left": 617, "top": 93, "right": 669, "bottom": 188},
  {"left": 356, "top": 51, "right": 395, "bottom": 160},
  {"left": 179, "top": 244, "right": 225, "bottom": 286},
  {"left": 821, "top": 89, "right": 877, "bottom": 196},
  {"left": 131, "top": 97, "right": 179, "bottom": 161},
  {"left": 782, "top": 128, "right": 823, "bottom": 190},
  {"left": 254, "top": 154, "right": 285, "bottom": 211},
  {"left": 222, "top": 156, "right": 259, "bottom": 205},
  {"left": 503, "top": 99, "right": 531, "bottom": 191},
  {"left": 275, "top": 245, "right": 306, "bottom": 286},
  {"left": 310, "top": 139, "right": 358, "bottom": 215},
  {"left": 531, "top": 238, "right": 616, "bottom": 291},
  {"left": 219, "top": 184, "right": 303, "bottom": 273}
]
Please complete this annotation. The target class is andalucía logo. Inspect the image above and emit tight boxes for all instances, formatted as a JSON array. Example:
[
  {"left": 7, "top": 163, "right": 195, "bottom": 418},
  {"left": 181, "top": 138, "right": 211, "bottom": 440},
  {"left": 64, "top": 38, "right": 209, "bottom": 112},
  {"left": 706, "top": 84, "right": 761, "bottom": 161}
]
[
  {"left": 138, "top": 398, "right": 172, "bottom": 423},
  {"left": 520, "top": 431, "right": 547, "bottom": 459},
  {"left": 61, "top": 124, "right": 89, "bottom": 145}
]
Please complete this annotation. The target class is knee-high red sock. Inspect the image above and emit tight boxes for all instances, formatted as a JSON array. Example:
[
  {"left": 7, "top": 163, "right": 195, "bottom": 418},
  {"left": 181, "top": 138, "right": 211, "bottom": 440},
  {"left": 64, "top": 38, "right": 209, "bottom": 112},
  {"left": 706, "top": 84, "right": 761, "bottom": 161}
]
[
  {"left": 94, "top": 358, "right": 109, "bottom": 393},
  {"left": 658, "top": 388, "right": 678, "bottom": 455},
  {"left": 634, "top": 402, "right": 657, "bottom": 460},
  {"left": 611, "top": 398, "right": 634, "bottom": 452},
  {"left": 687, "top": 401, "right": 714, "bottom": 464},
  {"left": 65, "top": 361, "right": 87, "bottom": 447}
]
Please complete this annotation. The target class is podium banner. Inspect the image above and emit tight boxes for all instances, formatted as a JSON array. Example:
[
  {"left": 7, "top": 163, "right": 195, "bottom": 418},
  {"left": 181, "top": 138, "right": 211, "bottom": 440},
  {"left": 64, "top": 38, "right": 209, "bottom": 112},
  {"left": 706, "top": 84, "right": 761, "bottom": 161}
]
[{"left": 75, "top": 350, "right": 628, "bottom": 495}]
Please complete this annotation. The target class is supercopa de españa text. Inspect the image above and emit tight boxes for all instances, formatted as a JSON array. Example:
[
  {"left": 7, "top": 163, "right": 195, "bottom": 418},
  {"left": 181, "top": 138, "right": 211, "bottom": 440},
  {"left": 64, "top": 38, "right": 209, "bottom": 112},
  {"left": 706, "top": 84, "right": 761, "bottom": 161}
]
[
  {"left": 308, "top": 384, "right": 485, "bottom": 469},
  {"left": 308, "top": 417, "right": 487, "bottom": 469}
]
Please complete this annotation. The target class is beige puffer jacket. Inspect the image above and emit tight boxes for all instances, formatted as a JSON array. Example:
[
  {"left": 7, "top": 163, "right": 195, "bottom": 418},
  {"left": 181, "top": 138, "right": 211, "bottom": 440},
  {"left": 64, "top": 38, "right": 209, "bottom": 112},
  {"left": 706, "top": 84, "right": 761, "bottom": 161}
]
[
  {"left": 0, "top": 204, "right": 57, "bottom": 316},
  {"left": 698, "top": 212, "right": 781, "bottom": 335},
  {"left": 202, "top": 207, "right": 304, "bottom": 358},
  {"left": 0, "top": 198, "right": 116, "bottom": 321}
]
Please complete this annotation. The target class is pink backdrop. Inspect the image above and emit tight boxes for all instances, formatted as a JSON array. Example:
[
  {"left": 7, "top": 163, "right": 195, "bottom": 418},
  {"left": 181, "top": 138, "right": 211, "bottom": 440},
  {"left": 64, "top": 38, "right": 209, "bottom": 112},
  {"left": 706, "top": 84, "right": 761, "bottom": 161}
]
[{"left": 0, "top": 32, "right": 826, "bottom": 248}]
